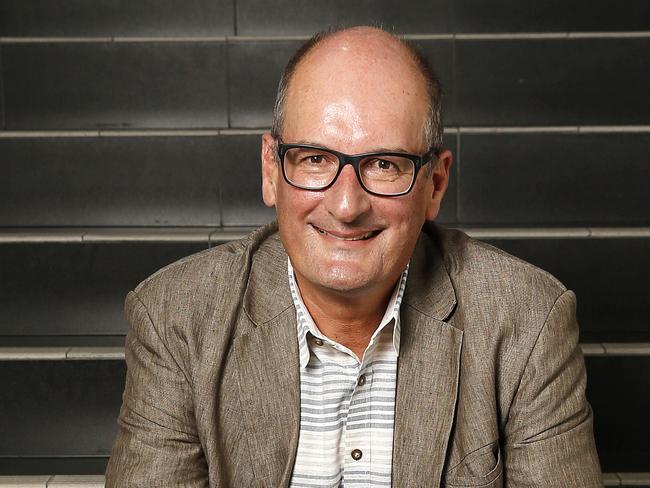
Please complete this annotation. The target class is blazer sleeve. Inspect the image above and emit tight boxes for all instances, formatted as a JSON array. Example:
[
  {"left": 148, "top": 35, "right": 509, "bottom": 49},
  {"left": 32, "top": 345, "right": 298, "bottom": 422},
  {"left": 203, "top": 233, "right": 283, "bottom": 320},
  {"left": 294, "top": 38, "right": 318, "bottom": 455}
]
[
  {"left": 503, "top": 290, "right": 603, "bottom": 487},
  {"left": 105, "top": 291, "right": 209, "bottom": 487}
]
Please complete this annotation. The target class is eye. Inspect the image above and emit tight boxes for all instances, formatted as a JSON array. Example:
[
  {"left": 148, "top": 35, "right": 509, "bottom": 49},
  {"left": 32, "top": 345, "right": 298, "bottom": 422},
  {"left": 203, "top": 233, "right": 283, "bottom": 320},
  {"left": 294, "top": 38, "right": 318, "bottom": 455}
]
[
  {"left": 376, "top": 159, "right": 395, "bottom": 170},
  {"left": 367, "top": 158, "right": 398, "bottom": 172},
  {"left": 305, "top": 155, "right": 325, "bottom": 164}
]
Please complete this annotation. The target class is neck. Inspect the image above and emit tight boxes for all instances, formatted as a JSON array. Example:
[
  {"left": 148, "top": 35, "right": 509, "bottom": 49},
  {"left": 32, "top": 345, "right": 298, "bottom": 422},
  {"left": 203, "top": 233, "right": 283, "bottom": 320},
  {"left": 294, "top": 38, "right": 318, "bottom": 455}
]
[{"left": 294, "top": 272, "right": 398, "bottom": 359}]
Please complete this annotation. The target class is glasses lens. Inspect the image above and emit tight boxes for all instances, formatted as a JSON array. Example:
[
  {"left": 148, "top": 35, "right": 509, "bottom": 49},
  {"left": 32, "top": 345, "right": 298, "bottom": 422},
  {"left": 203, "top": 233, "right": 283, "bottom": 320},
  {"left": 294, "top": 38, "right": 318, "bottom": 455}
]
[
  {"left": 283, "top": 147, "right": 339, "bottom": 189},
  {"left": 360, "top": 155, "right": 415, "bottom": 195}
]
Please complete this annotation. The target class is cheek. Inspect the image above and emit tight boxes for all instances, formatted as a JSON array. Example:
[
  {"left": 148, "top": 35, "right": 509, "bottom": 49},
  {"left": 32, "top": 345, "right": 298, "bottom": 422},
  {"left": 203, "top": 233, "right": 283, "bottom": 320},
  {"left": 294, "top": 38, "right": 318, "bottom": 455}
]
[{"left": 275, "top": 185, "right": 322, "bottom": 225}]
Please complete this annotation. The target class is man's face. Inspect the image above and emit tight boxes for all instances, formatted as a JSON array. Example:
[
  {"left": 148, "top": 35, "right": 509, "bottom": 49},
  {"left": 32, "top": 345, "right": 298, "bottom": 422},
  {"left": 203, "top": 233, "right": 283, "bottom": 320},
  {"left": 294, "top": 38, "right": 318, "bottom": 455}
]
[{"left": 262, "top": 31, "right": 451, "bottom": 300}]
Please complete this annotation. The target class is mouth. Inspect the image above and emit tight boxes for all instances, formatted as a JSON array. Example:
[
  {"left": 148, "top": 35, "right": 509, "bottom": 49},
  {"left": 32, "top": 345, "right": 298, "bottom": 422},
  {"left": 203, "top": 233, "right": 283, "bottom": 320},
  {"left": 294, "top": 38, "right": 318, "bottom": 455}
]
[{"left": 311, "top": 224, "right": 381, "bottom": 241}]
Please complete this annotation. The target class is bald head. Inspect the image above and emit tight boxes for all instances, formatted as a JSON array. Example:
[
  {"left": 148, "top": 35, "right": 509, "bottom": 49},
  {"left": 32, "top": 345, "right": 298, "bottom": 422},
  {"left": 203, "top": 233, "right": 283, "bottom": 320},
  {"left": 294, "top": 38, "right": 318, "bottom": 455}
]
[{"left": 271, "top": 26, "right": 443, "bottom": 151}]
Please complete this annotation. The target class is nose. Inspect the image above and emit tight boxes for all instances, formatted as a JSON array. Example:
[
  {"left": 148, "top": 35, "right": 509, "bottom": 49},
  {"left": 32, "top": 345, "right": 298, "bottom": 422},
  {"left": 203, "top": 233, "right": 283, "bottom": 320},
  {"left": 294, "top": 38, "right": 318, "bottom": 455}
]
[{"left": 323, "top": 164, "right": 371, "bottom": 223}]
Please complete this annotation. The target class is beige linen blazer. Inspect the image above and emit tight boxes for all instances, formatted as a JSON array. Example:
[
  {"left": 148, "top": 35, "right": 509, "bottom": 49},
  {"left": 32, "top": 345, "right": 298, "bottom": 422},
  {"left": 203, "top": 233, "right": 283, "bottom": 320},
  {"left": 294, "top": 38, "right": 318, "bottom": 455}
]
[{"left": 106, "top": 222, "right": 602, "bottom": 487}]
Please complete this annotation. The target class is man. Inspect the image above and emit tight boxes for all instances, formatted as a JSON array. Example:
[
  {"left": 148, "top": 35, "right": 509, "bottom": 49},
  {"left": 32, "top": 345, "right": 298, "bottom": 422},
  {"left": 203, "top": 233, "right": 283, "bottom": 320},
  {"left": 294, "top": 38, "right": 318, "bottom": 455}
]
[{"left": 106, "top": 26, "right": 602, "bottom": 487}]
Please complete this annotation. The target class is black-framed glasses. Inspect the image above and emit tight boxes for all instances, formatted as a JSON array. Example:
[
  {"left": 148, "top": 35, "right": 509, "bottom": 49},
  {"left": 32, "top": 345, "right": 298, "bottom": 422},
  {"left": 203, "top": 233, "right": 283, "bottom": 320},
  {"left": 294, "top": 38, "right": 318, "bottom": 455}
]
[{"left": 276, "top": 140, "right": 439, "bottom": 196}]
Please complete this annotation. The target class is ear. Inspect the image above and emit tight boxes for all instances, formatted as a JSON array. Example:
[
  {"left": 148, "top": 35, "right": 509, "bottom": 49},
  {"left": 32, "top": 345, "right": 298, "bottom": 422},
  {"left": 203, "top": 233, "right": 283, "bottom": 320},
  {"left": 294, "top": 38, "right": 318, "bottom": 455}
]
[
  {"left": 261, "top": 132, "right": 280, "bottom": 207},
  {"left": 424, "top": 149, "right": 453, "bottom": 221}
]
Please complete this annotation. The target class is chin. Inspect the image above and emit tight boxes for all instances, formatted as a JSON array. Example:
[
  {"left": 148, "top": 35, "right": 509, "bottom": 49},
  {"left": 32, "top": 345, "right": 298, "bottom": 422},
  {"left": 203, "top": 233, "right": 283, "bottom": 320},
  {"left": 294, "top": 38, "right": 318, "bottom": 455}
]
[{"left": 307, "top": 262, "right": 379, "bottom": 294}]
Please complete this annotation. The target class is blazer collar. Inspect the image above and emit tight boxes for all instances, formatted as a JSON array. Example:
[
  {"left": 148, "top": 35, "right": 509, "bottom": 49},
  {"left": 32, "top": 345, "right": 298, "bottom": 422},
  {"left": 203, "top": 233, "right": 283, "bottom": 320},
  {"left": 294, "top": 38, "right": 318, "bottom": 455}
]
[
  {"left": 393, "top": 222, "right": 463, "bottom": 486},
  {"left": 232, "top": 223, "right": 300, "bottom": 487}
]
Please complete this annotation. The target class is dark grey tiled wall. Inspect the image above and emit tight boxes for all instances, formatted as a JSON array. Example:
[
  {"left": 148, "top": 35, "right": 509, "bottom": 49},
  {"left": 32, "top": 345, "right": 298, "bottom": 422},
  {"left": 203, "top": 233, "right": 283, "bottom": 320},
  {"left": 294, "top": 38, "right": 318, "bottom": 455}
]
[
  {"left": 0, "top": 242, "right": 205, "bottom": 338},
  {"left": 3, "top": 42, "right": 228, "bottom": 129},
  {"left": 458, "top": 133, "right": 650, "bottom": 226},
  {"left": 1, "top": 137, "right": 223, "bottom": 226},
  {"left": 227, "top": 39, "right": 302, "bottom": 128},
  {"left": 455, "top": 39, "right": 650, "bottom": 126},
  {"left": 0, "top": 360, "right": 125, "bottom": 458},
  {"left": 0, "top": 0, "right": 235, "bottom": 36}
]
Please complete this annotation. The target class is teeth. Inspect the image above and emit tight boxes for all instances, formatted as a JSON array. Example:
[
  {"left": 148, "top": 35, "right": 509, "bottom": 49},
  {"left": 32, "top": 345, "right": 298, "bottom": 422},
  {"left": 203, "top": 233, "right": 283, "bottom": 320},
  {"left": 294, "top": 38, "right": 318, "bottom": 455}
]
[{"left": 316, "top": 227, "right": 375, "bottom": 241}]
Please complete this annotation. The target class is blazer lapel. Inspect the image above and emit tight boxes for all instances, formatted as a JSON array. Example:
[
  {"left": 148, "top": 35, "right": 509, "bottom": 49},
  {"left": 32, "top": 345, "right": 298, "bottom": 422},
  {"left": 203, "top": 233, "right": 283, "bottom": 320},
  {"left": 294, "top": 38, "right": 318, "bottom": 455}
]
[
  {"left": 393, "top": 228, "right": 463, "bottom": 486},
  {"left": 230, "top": 231, "right": 300, "bottom": 487}
]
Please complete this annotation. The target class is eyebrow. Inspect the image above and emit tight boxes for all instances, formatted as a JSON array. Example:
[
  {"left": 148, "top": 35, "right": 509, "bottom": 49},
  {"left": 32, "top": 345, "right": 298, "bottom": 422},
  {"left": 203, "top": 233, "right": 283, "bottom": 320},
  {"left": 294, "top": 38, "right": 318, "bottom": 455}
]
[{"left": 288, "top": 139, "right": 413, "bottom": 154}]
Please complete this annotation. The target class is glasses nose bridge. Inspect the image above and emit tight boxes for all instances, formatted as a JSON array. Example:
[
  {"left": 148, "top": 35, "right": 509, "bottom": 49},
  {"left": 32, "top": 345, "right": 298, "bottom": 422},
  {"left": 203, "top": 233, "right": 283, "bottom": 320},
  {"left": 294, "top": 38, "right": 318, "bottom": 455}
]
[{"left": 335, "top": 154, "right": 365, "bottom": 187}]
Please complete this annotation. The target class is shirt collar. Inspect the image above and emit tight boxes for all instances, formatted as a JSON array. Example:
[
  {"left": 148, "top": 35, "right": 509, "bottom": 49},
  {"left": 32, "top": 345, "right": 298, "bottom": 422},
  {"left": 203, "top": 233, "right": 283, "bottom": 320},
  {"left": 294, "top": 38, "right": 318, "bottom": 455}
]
[{"left": 288, "top": 257, "right": 408, "bottom": 370}]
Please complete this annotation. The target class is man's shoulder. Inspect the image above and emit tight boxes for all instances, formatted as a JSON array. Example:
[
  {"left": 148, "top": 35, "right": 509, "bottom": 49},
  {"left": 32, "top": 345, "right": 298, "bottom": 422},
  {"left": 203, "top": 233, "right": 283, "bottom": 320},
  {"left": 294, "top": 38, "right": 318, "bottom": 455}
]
[
  {"left": 429, "top": 224, "right": 566, "bottom": 298},
  {"left": 132, "top": 222, "right": 283, "bottom": 307}
]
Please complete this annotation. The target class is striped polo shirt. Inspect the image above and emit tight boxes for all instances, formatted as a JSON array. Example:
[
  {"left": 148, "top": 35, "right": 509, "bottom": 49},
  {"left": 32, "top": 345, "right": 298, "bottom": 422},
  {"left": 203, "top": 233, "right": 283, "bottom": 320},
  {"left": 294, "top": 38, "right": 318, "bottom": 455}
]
[{"left": 288, "top": 259, "right": 408, "bottom": 488}]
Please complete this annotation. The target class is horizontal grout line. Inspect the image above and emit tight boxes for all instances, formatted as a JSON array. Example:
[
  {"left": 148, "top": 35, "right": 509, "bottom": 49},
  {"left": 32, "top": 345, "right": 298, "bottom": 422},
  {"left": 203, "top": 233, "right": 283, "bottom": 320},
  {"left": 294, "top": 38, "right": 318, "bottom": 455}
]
[
  {"left": 569, "top": 31, "right": 650, "bottom": 38},
  {"left": 0, "top": 37, "right": 112, "bottom": 43},
  {"left": 456, "top": 32, "right": 569, "bottom": 40},
  {"left": 459, "top": 126, "right": 579, "bottom": 134},
  {"left": 227, "top": 35, "right": 310, "bottom": 42},
  {"left": 0, "top": 131, "right": 101, "bottom": 138},
  {"left": 0, "top": 227, "right": 225, "bottom": 243},
  {"left": 2, "top": 32, "right": 650, "bottom": 44},
  {"left": 0, "top": 473, "right": 648, "bottom": 487},
  {"left": 3, "top": 227, "right": 650, "bottom": 243},
  {"left": 0, "top": 347, "right": 125, "bottom": 361},
  {"left": 580, "top": 343, "right": 650, "bottom": 356},
  {"left": 3, "top": 126, "right": 650, "bottom": 139},
  {"left": 463, "top": 227, "right": 650, "bottom": 239},
  {"left": 218, "top": 128, "right": 267, "bottom": 135},
  {"left": 98, "top": 129, "right": 221, "bottom": 137},
  {"left": 601, "top": 343, "right": 650, "bottom": 356},
  {"left": 113, "top": 36, "right": 226, "bottom": 42},
  {"left": 0, "top": 344, "right": 647, "bottom": 360},
  {"left": 0, "top": 474, "right": 105, "bottom": 487}
]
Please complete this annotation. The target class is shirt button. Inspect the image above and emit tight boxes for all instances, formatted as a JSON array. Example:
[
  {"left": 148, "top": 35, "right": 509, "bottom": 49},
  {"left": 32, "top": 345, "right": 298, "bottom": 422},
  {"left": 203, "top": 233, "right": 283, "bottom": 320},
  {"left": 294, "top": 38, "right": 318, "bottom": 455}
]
[
  {"left": 313, "top": 338, "right": 323, "bottom": 346},
  {"left": 357, "top": 374, "right": 366, "bottom": 386},
  {"left": 351, "top": 449, "right": 363, "bottom": 461}
]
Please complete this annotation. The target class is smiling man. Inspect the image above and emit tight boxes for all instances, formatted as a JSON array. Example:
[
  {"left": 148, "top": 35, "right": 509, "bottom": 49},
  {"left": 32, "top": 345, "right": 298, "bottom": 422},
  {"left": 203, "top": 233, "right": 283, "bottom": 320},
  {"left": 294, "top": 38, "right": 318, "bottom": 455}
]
[{"left": 107, "top": 27, "right": 602, "bottom": 487}]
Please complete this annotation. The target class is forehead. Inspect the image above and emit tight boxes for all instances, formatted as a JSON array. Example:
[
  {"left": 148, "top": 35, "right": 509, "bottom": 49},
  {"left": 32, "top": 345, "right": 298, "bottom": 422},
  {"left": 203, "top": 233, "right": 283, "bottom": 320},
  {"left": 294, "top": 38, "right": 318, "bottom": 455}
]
[{"left": 282, "top": 31, "right": 429, "bottom": 152}]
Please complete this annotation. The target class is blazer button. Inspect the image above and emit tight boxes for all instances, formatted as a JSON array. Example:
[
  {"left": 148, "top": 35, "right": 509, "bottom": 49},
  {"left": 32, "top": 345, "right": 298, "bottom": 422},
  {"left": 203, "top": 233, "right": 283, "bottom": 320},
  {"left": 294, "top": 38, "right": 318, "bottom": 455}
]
[
  {"left": 351, "top": 449, "right": 363, "bottom": 461},
  {"left": 313, "top": 338, "right": 323, "bottom": 346}
]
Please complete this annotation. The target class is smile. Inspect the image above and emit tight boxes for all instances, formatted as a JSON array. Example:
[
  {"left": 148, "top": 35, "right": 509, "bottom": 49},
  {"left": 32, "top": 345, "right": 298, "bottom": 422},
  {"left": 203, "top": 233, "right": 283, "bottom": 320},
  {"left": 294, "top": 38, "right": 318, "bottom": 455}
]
[{"left": 312, "top": 225, "right": 380, "bottom": 241}]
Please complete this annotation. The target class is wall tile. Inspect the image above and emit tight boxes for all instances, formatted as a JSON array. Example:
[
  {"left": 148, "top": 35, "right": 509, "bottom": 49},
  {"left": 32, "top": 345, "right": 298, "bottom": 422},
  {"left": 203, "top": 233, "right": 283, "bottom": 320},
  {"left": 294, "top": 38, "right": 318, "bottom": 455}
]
[
  {"left": 484, "top": 237, "right": 650, "bottom": 342},
  {"left": 566, "top": 1, "right": 650, "bottom": 32},
  {"left": 3, "top": 42, "right": 227, "bottom": 129},
  {"left": 228, "top": 40, "right": 301, "bottom": 128},
  {"left": 219, "top": 134, "right": 275, "bottom": 226},
  {"left": 586, "top": 356, "right": 650, "bottom": 472},
  {"left": 235, "top": 0, "right": 451, "bottom": 36},
  {"left": 228, "top": 39, "right": 454, "bottom": 128},
  {"left": 1, "top": 136, "right": 222, "bottom": 226},
  {"left": 0, "top": 360, "right": 125, "bottom": 457},
  {"left": 0, "top": 242, "right": 205, "bottom": 337},
  {"left": 0, "top": 0, "right": 234, "bottom": 37},
  {"left": 458, "top": 133, "right": 650, "bottom": 226},
  {"left": 455, "top": 39, "right": 650, "bottom": 126},
  {"left": 452, "top": 0, "right": 650, "bottom": 33},
  {"left": 437, "top": 133, "right": 458, "bottom": 224},
  {"left": 0, "top": 45, "right": 4, "bottom": 130}
]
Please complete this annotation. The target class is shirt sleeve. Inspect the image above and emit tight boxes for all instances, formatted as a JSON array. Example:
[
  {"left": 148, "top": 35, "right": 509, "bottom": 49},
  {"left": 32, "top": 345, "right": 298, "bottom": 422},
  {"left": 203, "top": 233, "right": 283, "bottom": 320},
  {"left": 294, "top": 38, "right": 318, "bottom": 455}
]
[
  {"left": 503, "top": 289, "right": 603, "bottom": 487},
  {"left": 105, "top": 290, "right": 209, "bottom": 487}
]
